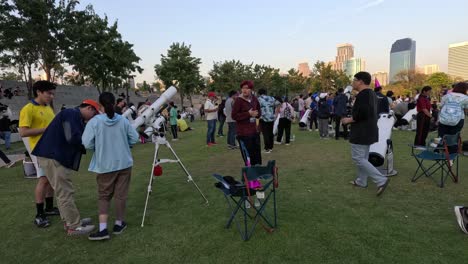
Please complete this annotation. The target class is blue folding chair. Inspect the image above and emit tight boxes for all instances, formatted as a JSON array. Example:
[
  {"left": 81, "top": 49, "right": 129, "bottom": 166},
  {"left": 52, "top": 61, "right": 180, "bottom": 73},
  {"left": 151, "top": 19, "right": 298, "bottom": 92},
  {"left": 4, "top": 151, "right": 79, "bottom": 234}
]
[
  {"left": 213, "top": 160, "right": 278, "bottom": 241},
  {"left": 410, "top": 132, "right": 461, "bottom": 187}
]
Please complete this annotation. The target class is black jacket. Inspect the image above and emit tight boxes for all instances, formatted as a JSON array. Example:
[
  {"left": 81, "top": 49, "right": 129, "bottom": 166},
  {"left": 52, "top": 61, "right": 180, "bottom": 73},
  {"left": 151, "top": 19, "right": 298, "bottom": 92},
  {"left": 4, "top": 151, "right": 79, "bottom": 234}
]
[
  {"left": 375, "top": 91, "right": 389, "bottom": 114},
  {"left": 350, "top": 89, "right": 379, "bottom": 145},
  {"left": 32, "top": 108, "right": 86, "bottom": 171}
]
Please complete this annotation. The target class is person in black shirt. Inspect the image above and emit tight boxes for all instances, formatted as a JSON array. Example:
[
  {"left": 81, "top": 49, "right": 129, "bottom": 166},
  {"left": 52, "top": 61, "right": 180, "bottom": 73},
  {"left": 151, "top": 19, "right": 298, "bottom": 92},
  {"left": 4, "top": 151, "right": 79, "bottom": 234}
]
[
  {"left": 374, "top": 86, "right": 389, "bottom": 114},
  {"left": 115, "top": 98, "right": 126, "bottom": 115},
  {"left": 333, "top": 88, "right": 349, "bottom": 139},
  {"left": 342, "top": 72, "right": 389, "bottom": 196}
]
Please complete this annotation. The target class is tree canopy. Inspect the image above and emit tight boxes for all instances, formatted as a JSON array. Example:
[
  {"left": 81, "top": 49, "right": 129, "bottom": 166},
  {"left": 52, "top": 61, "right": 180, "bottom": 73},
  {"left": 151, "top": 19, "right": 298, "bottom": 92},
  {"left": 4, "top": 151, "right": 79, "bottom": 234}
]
[
  {"left": 0, "top": 0, "right": 142, "bottom": 96},
  {"left": 154, "top": 42, "right": 203, "bottom": 106}
]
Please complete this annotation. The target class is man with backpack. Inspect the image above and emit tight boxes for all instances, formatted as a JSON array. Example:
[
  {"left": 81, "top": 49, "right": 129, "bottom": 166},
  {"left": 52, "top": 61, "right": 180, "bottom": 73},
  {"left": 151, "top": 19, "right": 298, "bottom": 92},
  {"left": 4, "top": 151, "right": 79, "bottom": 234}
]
[
  {"left": 438, "top": 82, "right": 468, "bottom": 138},
  {"left": 258, "top": 89, "right": 278, "bottom": 153},
  {"left": 275, "top": 97, "right": 294, "bottom": 145},
  {"left": 333, "top": 88, "right": 349, "bottom": 140},
  {"left": 318, "top": 93, "right": 331, "bottom": 139}
]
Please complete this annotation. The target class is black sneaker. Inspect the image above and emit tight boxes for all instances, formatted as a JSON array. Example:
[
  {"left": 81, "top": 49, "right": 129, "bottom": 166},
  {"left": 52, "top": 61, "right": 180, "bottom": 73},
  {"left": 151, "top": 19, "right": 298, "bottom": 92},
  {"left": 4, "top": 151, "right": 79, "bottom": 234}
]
[
  {"left": 44, "top": 207, "right": 60, "bottom": 216},
  {"left": 88, "top": 229, "right": 110, "bottom": 241},
  {"left": 113, "top": 222, "right": 127, "bottom": 235},
  {"left": 34, "top": 215, "right": 50, "bottom": 228}
]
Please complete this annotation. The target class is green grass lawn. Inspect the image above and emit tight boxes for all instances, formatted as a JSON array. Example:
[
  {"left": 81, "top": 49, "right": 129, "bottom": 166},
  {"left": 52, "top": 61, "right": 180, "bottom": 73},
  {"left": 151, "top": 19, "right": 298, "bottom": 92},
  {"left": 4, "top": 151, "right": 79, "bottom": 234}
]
[{"left": 0, "top": 120, "right": 467, "bottom": 264}]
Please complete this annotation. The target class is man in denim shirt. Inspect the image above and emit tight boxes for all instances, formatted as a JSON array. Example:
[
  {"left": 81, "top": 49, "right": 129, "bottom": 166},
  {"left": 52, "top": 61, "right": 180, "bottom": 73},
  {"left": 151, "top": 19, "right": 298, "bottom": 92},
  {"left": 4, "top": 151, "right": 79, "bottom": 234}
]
[{"left": 258, "top": 89, "right": 278, "bottom": 153}]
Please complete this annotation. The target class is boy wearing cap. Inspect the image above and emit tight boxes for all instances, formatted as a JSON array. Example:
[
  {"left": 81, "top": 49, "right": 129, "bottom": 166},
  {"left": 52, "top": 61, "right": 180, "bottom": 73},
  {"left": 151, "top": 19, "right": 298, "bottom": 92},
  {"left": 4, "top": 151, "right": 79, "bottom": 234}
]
[
  {"left": 32, "top": 99, "right": 100, "bottom": 235},
  {"left": 204, "top": 92, "right": 218, "bottom": 146}
]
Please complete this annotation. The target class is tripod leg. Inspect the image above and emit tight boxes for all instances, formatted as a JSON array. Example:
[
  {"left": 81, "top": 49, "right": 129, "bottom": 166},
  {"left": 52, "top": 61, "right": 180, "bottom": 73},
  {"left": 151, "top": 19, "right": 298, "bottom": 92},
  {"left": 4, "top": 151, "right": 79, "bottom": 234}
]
[
  {"left": 166, "top": 142, "right": 209, "bottom": 205},
  {"left": 141, "top": 143, "right": 160, "bottom": 227}
]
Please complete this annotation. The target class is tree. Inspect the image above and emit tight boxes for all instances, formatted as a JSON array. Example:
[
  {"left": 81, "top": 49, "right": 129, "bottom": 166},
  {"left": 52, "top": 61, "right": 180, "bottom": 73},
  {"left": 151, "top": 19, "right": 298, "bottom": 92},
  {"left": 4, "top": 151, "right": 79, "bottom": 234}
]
[
  {"left": 309, "top": 61, "right": 350, "bottom": 93},
  {"left": 285, "top": 68, "right": 307, "bottom": 95},
  {"left": 0, "top": 70, "right": 23, "bottom": 81},
  {"left": 0, "top": 0, "right": 39, "bottom": 98},
  {"left": 154, "top": 43, "right": 202, "bottom": 105},
  {"left": 208, "top": 60, "right": 253, "bottom": 93},
  {"left": 0, "top": 0, "right": 80, "bottom": 82},
  {"left": 63, "top": 5, "right": 143, "bottom": 93},
  {"left": 424, "top": 72, "right": 453, "bottom": 101},
  {"left": 392, "top": 70, "right": 427, "bottom": 93}
]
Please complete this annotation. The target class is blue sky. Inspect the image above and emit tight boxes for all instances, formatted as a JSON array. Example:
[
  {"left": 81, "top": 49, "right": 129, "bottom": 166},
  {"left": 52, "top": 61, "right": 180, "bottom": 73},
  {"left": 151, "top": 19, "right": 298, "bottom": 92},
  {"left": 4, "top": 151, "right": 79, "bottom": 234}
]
[{"left": 80, "top": 0, "right": 468, "bottom": 83}]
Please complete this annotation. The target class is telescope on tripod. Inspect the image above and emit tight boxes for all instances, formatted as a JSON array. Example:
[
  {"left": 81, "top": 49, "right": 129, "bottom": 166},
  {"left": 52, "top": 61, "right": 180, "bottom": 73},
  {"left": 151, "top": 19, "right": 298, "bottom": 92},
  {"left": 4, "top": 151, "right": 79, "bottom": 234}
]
[{"left": 124, "top": 86, "right": 209, "bottom": 227}]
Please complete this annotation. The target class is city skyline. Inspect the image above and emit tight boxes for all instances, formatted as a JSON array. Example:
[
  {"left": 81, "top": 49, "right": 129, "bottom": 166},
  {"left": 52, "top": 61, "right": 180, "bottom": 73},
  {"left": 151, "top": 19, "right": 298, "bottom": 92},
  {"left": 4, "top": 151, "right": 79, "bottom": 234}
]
[{"left": 75, "top": 0, "right": 468, "bottom": 83}]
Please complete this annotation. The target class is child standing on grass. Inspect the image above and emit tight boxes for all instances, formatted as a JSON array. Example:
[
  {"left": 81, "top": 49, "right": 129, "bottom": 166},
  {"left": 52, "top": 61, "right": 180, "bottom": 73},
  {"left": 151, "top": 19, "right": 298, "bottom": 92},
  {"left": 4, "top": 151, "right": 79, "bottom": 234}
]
[{"left": 82, "top": 92, "right": 139, "bottom": 241}]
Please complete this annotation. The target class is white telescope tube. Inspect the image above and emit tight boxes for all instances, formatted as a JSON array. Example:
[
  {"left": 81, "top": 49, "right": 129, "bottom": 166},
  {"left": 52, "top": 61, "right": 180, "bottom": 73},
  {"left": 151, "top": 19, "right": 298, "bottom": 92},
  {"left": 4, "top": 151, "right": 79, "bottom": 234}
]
[
  {"left": 122, "top": 105, "right": 136, "bottom": 121},
  {"left": 369, "top": 113, "right": 396, "bottom": 167},
  {"left": 143, "top": 116, "right": 167, "bottom": 137},
  {"left": 299, "top": 109, "right": 311, "bottom": 127},
  {"left": 132, "top": 86, "right": 177, "bottom": 129},
  {"left": 402, "top": 108, "right": 417, "bottom": 123}
]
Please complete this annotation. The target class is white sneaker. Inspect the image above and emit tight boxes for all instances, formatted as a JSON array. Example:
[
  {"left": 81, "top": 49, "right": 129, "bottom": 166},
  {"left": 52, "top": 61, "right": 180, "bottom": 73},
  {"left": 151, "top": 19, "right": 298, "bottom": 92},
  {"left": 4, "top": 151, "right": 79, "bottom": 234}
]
[
  {"left": 274, "top": 141, "right": 282, "bottom": 145},
  {"left": 245, "top": 200, "right": 251, "bottom": 209},
  {"left": 172, "top": 138, "right": 178, "bottom": 141},
  {"left": 68, "top": 224, "right": 95, "bottom": 236},
  {"left": 6, "top": 160, "right": 16, "bottom": 168}
]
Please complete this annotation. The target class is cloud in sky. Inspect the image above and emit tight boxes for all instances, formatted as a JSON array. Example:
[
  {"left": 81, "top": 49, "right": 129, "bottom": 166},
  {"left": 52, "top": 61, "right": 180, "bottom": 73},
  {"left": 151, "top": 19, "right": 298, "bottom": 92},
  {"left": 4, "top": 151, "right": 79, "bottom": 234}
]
[{"left": 356, "top": 0, "right": 385, "bottom": 11}]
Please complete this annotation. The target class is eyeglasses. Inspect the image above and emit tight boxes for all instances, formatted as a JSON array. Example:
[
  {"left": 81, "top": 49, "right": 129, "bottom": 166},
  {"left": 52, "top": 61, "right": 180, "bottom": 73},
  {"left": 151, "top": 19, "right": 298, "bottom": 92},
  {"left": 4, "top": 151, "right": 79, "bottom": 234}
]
[{"left": 353, "top": 78, "right": 359, "bottom": 82}]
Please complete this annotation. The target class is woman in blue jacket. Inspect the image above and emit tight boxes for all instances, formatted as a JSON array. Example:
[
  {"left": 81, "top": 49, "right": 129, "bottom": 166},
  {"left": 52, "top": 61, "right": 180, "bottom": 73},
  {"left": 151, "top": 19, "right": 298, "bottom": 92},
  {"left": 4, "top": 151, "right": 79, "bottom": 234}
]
[{"left": 82, "top": 92, "right": 139, "bottom": 241}]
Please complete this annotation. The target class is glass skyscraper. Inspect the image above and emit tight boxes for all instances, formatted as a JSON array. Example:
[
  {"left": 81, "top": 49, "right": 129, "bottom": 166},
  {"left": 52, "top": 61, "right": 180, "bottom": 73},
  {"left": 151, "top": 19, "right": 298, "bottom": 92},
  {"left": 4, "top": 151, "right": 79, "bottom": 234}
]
[
  {"left": 389, "top": 38, "right": 416, "bottom": 83},
  {"left": 345, "top": 58, "right": 366, "bottom": 78}
]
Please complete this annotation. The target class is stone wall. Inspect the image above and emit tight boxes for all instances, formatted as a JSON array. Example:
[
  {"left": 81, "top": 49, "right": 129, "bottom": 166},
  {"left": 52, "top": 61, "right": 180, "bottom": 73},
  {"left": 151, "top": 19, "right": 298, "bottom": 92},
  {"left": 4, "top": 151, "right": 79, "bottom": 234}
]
[{"left": 1, "top": 80, "right": 209, "bottom": 119}]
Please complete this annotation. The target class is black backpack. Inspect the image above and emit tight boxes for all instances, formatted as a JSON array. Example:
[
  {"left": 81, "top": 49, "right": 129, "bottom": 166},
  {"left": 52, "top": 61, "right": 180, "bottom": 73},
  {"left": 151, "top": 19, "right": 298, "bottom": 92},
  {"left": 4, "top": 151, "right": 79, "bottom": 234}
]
[{"left": 318, "top": 100, "right": 330, "bottom": 119}]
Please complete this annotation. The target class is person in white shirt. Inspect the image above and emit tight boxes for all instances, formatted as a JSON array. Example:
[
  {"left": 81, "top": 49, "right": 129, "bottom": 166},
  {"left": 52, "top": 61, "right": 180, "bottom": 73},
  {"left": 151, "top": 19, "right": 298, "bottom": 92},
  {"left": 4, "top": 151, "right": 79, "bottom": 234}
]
[{"left": 204, "top": 92, "right": 218, "bottom": 146}]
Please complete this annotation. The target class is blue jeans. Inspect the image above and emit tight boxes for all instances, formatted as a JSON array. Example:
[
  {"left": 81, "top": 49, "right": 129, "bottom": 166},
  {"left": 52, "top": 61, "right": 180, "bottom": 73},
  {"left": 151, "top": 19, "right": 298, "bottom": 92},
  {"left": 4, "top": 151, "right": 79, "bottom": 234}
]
[
  {"left": 207, "top": 119, "right": 217, "bottom": 144},
  {"left": 0, "top": 131, "right": 11, "bottom": 150},
  {"left": 227, "top": 122, "right": 236, "bottom": 147},
  {"left": 351, "top": 144, "right": 387, "bottom": 187}
]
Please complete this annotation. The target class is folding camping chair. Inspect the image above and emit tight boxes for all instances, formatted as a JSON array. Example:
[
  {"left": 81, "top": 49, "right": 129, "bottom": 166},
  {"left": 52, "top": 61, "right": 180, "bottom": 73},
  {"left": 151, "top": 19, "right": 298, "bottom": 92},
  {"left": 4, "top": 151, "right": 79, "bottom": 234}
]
[
  {"left": 410, "top": 132, "right": 461, "bottom": 188},
  {"left": 213, "top": 160, "right": 278, "bottom": 241}
]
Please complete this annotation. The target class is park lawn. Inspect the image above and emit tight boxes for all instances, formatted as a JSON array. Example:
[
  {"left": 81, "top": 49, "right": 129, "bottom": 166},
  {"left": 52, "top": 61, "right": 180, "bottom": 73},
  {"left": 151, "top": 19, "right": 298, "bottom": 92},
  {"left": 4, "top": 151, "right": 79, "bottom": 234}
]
[{"left": 0, "top": 120, "right": 467, "bottom": 264}]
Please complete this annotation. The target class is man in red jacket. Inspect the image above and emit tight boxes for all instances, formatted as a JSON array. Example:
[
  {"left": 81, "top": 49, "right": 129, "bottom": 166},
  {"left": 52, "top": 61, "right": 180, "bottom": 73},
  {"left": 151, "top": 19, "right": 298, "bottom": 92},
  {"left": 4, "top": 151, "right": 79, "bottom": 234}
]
[{"left": 232, "top": 80, "right": 262, "bottom": 165}]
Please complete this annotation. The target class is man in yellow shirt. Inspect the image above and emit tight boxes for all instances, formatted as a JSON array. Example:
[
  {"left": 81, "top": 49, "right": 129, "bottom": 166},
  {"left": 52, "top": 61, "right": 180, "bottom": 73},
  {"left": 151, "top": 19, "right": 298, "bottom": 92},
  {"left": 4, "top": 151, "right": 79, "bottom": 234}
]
[{"left": 19, "top": 81, "right": 58, "bottom": 228}]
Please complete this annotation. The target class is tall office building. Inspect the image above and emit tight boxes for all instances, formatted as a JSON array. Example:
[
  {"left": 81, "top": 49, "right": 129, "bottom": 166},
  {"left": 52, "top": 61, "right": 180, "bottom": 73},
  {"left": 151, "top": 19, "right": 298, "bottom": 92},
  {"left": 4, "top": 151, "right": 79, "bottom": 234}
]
[
  {"left": 298, "top": 62, "right": 311, "bottom": 77},
  {"left": 372, "top": 71, "right": 389, "bottom": 86},
  {"left": 423, "top": 64, "right": 440, "bottom": 75},
  {"left": 448, "top": 42, "right": 468, "bottom": 80},
  {"left": 389, "top": 38, "right": 416, "bottom": 83},
  {"left": 334, "top": 43, "right": 354, "bottom": 71},
  {"left": 344, "top": 58, "right": 366, "bottom": 78}
]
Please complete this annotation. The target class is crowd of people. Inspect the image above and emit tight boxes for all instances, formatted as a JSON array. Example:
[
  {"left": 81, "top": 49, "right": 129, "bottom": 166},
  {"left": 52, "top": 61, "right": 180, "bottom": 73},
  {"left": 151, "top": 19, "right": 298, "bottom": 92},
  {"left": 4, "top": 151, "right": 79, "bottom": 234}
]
[
  {"left": 0, "top": 73, "right": 467, "bottom": 240},
  {"left": 0, "top": 85, "right": 24, "bottom": 99}
]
